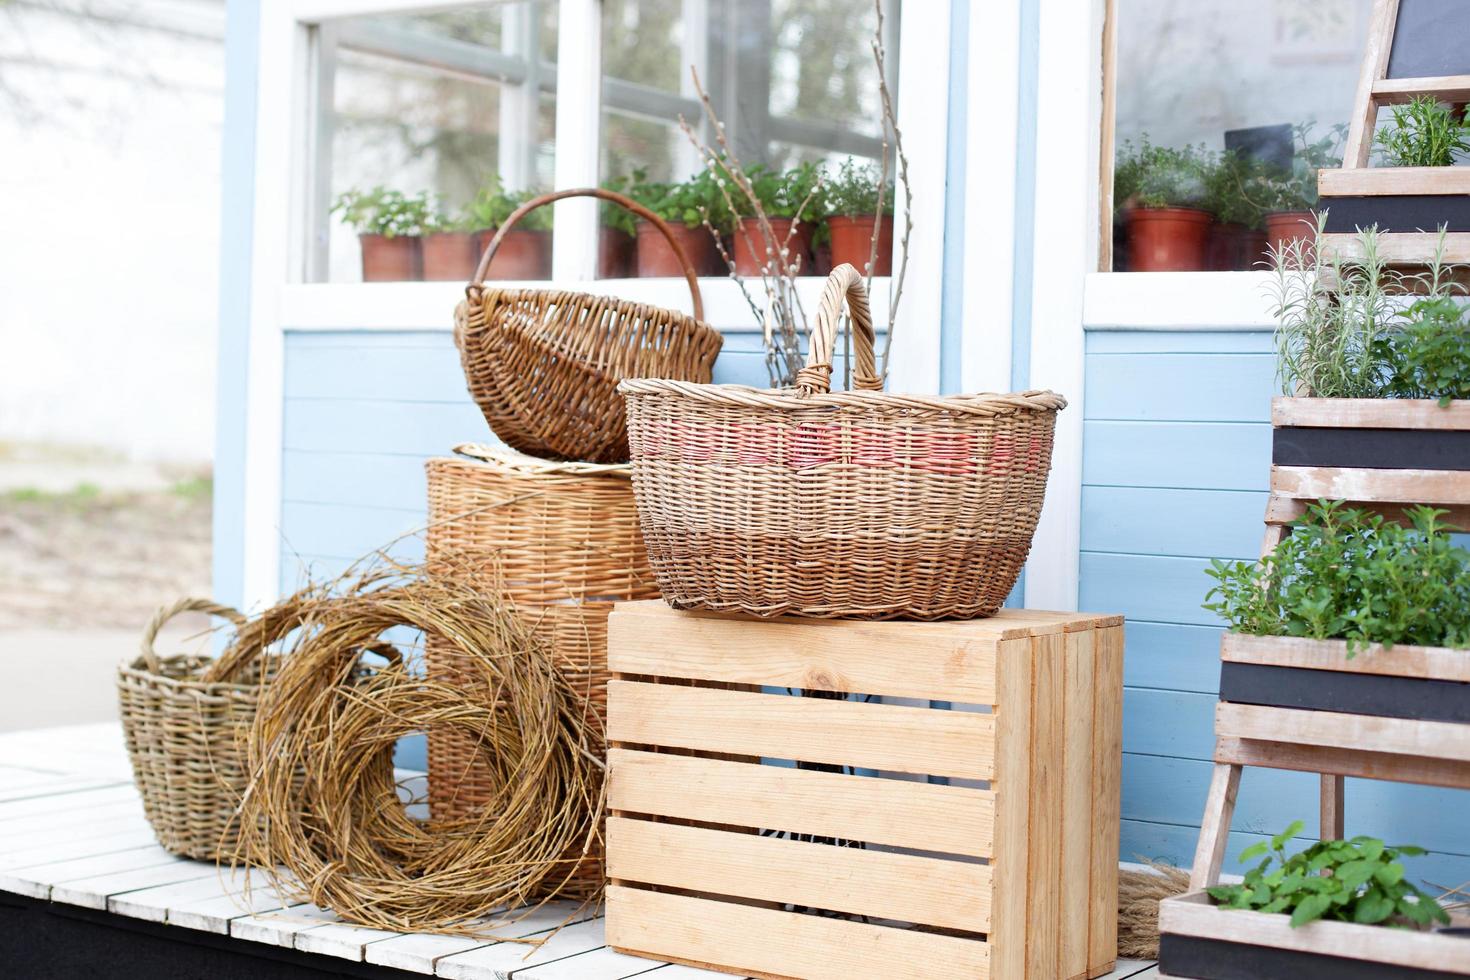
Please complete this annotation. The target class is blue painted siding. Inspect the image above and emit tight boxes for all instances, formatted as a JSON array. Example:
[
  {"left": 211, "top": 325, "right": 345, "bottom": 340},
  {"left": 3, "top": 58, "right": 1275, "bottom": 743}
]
[{"left": 1084, "top": 328, "right": 1470, "bottom": 882}]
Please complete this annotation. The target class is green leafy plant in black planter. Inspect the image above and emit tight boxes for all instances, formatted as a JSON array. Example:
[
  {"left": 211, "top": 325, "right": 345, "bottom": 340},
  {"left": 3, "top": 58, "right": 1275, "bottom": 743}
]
[
  {"left": 1375, "top": 96, "right": 1470, "bottom": 168},
  {"left": 1114, "top": 137, "right": 1216, "bottom": 271},
  {"left": 466, "top": 177, "right": 552, "bottom": 280},
  {"left": 1205, "top": 500, "right": 1470, "bottom": 652},
  {"left": 1209, "top": 821, "right": 1450, "bottom": 929},
  {"left": 1375, "top": 295, "right": 1470, "bottom": 406},
  {"left": 333, "top": 186, "right": 432, "bottom": 281}
]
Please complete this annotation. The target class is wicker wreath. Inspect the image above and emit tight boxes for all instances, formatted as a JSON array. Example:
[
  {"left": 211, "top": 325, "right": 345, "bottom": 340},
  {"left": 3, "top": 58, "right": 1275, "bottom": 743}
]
[{"left": 232, "top": 569, "right": 604, "bottom": 935}]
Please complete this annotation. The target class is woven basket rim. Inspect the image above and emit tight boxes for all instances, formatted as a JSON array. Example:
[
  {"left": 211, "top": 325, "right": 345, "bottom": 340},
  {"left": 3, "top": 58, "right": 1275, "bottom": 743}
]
[
  {"left": 449, "top": 443, "right": 634, "bottom": 478},
  {"left": 118, "top": 654, "right": 272, "bottom": 694},
  {"left": 618, "top": 380, "right": 1068, "bottom": 416},
  {"left": 470, "top": 285, "right": 718, "bottom": 337}
]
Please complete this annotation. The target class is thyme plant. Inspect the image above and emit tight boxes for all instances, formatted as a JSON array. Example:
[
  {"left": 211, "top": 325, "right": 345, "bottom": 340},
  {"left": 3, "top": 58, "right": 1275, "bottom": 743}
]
[{"left": 1374, "top": 96, "right": 1470, "bottom": 167}]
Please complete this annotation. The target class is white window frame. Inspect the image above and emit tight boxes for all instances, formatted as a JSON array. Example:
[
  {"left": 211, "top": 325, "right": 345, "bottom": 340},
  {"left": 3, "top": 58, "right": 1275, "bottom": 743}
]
[{"left": 237, "top": 0, "right": 952, "bottom": 610}]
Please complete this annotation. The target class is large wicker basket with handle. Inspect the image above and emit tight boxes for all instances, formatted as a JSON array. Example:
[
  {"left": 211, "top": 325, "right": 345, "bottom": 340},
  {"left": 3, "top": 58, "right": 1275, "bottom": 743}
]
[
  {"left": 424, "top": 445, "right": 660, "bottom": 895},
  {"left": 454, "top": 188, "right": 723, "bottom": 464},
  {"left": 117, "top": 598, "right": 262, "bottom": 861},
  {"left": 618, "top": 264, "right": 1068, "bottom": 621}
]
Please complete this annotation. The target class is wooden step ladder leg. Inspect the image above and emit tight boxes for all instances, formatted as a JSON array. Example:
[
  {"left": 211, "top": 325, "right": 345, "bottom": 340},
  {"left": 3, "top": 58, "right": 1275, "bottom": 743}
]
[
  {"left": 1189, "top": 762, "right": 1242, "bottom": 892},
  {"left": 1320, "top": 773, "right": 1345, "bottom": 842}
]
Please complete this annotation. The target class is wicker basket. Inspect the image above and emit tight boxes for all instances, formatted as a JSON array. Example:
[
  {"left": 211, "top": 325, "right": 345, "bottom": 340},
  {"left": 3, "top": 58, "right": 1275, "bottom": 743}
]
[
  {"left": 424, "top": 445, "right": 659, "bottom": 893},
  {"left": 117, "top": 598, "right": 262, "bottom": 861},
  {"left": 454, "top": 188, "right": 724, "bottom": 464},
  {"left": 618, "top": 264, "right": 1068, "bottom": 621}
]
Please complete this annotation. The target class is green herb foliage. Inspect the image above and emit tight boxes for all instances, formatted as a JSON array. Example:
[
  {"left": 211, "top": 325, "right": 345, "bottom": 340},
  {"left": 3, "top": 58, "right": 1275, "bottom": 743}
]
[
  {"left": 598, "top": 172, "right": 642, "bottom": 235},
  {"left": 1374, "top": 96, "right": 1470, "bottom": 168},
  {"left": 1208, "top": 822, "right": 1450, "bottom": 930},
  {"left": 824, "top": 157, "right": 895, "bottom": 217},
  {"left": 465, "top": 177, "right": 552, "bottom": 232},
  {"left": 332, "top": 187, "right": 433, "bottom": 238},
  {"left": 1204, "top": 500, "right": 1470, "bottom": 652},
  {"left": 1375, "top": 295, "right": 1470, "bottom": 406},
  {"left": 740, "top": 161, "right": 826, "bottom": 222},
  {"left": 627, "top": 167, "right": 735, "bottom": 231},
  {"left": 1235, "top": 122, "right": 1346, "bottom": 215},
  {"left": 1114, "top": 136, "right": 1214, "bottom": 211}
]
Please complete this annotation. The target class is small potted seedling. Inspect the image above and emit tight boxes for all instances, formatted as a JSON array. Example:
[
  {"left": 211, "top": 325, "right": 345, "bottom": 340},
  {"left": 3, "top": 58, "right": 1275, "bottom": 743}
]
[
  {"left": 1205, "top": 150, "right": 1267, "bottom": 271},
  {"left": 420, "top": 204, "right": 479, "bottom": 282},
  {"left": 731, "top": 162, "right": 825, "bottom": 277},
  {"left": 334, "top": 187, "right": 431, "bottom": 282},
  {"left": 1114, "top": 137, "right": 1215, "bottom": 271},
  {"left": 466, "top": 177, "right": 553, "bottom": 281},
  {"left": 597, "top": 173, "right": 640, "bottom": 279},
  {"left": 823, "top": 157, "right": 894, "bottom": 276},
  {"left": 627, "top": 169, "right": 731, "bottom": 277}
]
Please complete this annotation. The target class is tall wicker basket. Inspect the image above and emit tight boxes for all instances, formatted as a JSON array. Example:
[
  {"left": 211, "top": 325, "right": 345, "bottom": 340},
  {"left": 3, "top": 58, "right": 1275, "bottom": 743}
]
[
  {"left": 424, "top": 445, "right": 659, "bottom": 895},
  {"left": 619, "top": 264, "right": 1068, "bottom": 621},
  {"left": 117, "top": 599, "right": 260, "bottom": 861},
  {"left": 454, "top": 188, "right": 723, "bottom": 464}
]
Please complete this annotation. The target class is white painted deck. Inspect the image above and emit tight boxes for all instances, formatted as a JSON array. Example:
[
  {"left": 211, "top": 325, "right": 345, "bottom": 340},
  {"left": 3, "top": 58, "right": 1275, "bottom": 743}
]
[{"left": 0, "top": 724, "right": 1161, "bottom": 979}]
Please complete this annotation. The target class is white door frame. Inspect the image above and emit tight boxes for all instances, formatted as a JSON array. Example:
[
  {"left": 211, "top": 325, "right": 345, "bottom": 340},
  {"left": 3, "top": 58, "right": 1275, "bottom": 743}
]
[{"left": 234, "top": 0, "right": 953, "bottom": 611}]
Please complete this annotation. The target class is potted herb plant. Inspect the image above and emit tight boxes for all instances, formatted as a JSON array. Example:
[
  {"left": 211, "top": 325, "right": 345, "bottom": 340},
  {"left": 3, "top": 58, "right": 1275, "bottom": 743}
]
[
  {"left": 1251, "top": 123, "right": 1346, "bottom": 256},
  {"left": 466, "top": 178, "right": 553, "bottom": 281},
  {"left": 824, "top": 157, "right": 894, "bottom": 276},
  {"left": 1205, "top": 150, "right": 1267, "bottom": 271},
  {"left": 597, "top": 173, "right": 640, "bottom": 279},
  {"left": 1160, "top": 825, "right": 1462, "bottom": 977},
  {"left": 1375, "top": 96, "right": 1470, "bottom": 168},
  {"left": 420, "top": 204, "right": 478, "bottom": 282},
  {"left": 1114, "top": 138, "right": 1216, "bottom": 271},
  {"left": 627, "top": 169, "right": 730, "bottom": 278},
  {"left": 334, "top": 187, "right": 431, "bottom": 282},
  {"left": 731, "top": 162, "right": 825, "bottom": 277}
]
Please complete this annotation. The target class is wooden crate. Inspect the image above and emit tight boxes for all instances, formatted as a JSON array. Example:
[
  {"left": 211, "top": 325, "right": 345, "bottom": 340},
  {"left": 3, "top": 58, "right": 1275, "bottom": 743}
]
[
  {"left": 1159, "top": 890, "right": 1470, "bottom": 979},
  {"left": 602, "top": 601, "right": 1125, "bottom": 980}
]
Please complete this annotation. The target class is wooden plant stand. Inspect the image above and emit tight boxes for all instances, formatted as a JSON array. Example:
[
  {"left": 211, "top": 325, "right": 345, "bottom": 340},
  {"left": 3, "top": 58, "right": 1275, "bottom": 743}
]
[
  {"left": 602, "top": 601, "right": 1124, "bottom": 980},
  {"left": 1317, "top": 0, "right": 1470, "bottom": 266},
  {"left": 1160, "top": 395, "right": 1470, "bottom": 978}
]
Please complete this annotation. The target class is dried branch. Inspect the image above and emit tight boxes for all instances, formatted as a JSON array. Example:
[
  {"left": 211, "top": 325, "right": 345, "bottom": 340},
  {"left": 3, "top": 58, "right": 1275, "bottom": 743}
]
[{"left": 872, "top": 0, "right": 913, "bottom": 381}]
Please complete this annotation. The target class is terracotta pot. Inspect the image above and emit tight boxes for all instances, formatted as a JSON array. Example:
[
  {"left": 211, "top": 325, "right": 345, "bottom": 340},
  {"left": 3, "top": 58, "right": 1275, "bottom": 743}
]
[
  {"left": 813, "top": 240, "right": 833, "bottom": 277},
  {"left": 1265, "top": 210, "right": 1316, "bottom": 257},
  {"left": 420, "top": 231, "right": 478, "bottom": 282},
  {"left": 598, "top": 227, "right": 636, "bottom": 279},
  {"left": 473, "top": 228, "right": 553, "bottom": 280},
  {"left": 1124, "top": 207, "right": 1212, "bottom": 272},
  {"left": 1207, "top": 223, "right": 1271, "bottom": 272},
  {"left": 827, "top": 214, "right": 893, "bottom": 276},
  {"left": 732, "top": 217, "right": 815, "bottom": 277},
  {"left": 359, "top": 234, "right": 420, "bottom": 282},
  {"left": 636, "top": 220, "right": 719, "bottom": 277}
]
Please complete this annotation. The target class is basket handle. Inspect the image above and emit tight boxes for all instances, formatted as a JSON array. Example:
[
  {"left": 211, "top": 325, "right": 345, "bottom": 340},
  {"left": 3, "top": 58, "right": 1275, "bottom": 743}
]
[
  {"left": 798, "top": 263, "right": 882, "bottom": 395},
  {"left": 140, "top": 598, "right": 246, "bottom": 676},
  {"left": 469, "top": 187, "right": 705, "bottom": 322}
]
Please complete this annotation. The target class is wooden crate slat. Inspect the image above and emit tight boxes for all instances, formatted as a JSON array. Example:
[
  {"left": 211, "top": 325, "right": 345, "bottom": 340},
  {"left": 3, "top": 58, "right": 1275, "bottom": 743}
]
[
  {"left": 1271, "top": 464, "right": 1470, "bottom": 505},
  {"left": 1215, "top": 703, "right": 1470, "bottom": 763},
  {"left": 989, "top": 636, "right": 1033, "bottom": 980},
  {"left": 606, "top": 816, "right": 990, "bottom": 934},
  {"left": 1025, "top": 633, "right": 1065, "bottom": 980},
  {"left": 1320, "top": 164, "right": 1470, "bottom": 196},
  {"left": 606, "top": 748, "right": 994, "bottom": 858},
  {"left": 1089, "top": 624, "right": 1125, "bottom": 978},
  {"left": 1372, "top": 72, "right": 1470, "bottom": 103},
  {"left": 605, "top": 885, "right": 991, "bottom": 980},
  {"left": 606, "top": 680, "right": 995, "bottom": 781},
  {"left": 1221, "top": 633, "right": 1470, "bottom": 683},
  {"left": 1060, "top": 629, "right": 1096, "bottom": 980},
  {"left": 1318, "top": 231, "right": 1470, "bottom": 265},
  {"left": 1214, "top": 735, "right": 1470, "bottom": 790},
  {"left": 1272, "top": 397, "right": 1470, "bottom": 432},
  {"left": 1263, "top": 494, "right": 1470, "bottom": 532},
  {"left": 607, "top": 602, "right": 999, "bottom": 704},
  {"left": 1160, "top": 891, "right": 1470, "bottom": 976}
]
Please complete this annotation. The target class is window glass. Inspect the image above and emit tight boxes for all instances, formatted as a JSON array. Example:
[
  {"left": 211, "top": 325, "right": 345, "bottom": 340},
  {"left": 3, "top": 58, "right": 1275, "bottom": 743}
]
[
  {"left": 317, "top": 1, "right": 557, "bottom": 283},
  {"left": 1112, "top": 0, "right": 1371, "bottom": 272}
]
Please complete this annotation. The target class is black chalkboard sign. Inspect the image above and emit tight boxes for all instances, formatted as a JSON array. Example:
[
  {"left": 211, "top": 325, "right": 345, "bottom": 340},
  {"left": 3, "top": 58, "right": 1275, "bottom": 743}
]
[
  {"left": 1225, "top": 124, "right": 1293, "bottom": 172},
  {"left": 1385, "top": 0, "right": 1470, "bottom": 79}
]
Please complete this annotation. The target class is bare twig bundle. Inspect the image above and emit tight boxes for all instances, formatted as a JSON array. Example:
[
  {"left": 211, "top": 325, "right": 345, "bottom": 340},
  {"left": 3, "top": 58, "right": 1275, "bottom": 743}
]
[
  {"left": 1117, "top": 861, "right": 1191, "bottom": 960},
  {"left": 230, "top": 565, "right": 605, "bottom": 938}
]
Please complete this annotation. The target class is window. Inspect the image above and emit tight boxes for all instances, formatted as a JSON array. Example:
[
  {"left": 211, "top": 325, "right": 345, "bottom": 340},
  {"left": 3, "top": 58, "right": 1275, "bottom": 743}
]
[{"left": 1110, "top": 0, "right": 1372, "bottom": 272}]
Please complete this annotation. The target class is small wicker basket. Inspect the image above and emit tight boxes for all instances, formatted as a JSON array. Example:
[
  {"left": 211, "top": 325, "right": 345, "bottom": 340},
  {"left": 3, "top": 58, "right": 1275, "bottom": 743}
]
[
  {"left": 424, "top": 445, "right": 660, "bottom": 895},
  {"left": 117, "top": 598, "right": 261, "bottom": 861},
  {"left": 454, "top": 188, "right": 724, "bottom": 464},
  {"left": 619, "top": 264, "right": 1068, "bottom": 621}
]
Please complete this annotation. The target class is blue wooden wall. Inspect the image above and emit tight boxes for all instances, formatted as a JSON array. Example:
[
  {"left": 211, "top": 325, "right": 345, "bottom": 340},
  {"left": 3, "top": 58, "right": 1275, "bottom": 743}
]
[{"left": 1083, "top": 328, "right": 1470, "bottom": 886}]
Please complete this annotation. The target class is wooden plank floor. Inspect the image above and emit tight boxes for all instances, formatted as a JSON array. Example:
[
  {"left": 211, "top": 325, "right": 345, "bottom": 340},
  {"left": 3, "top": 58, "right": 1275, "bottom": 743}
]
[{"left": 0, "top": 724, "right": 1159, "bottom": 979}]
